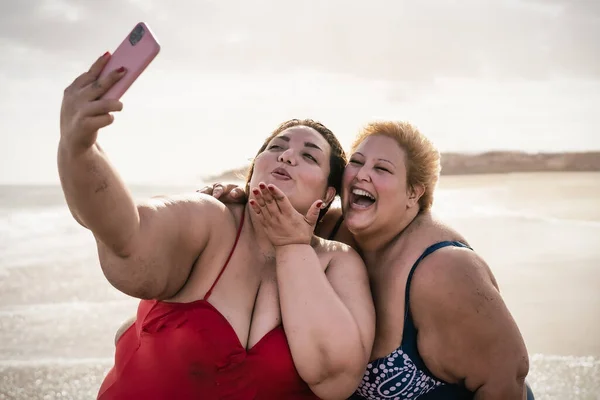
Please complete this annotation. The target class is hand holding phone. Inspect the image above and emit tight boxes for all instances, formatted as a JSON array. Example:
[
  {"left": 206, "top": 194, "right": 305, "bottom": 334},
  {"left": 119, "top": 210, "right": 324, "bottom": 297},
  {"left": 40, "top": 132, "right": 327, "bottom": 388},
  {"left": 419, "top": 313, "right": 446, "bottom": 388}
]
[{"left": 99, "top": 22, "right": 161, "bottom": 100}]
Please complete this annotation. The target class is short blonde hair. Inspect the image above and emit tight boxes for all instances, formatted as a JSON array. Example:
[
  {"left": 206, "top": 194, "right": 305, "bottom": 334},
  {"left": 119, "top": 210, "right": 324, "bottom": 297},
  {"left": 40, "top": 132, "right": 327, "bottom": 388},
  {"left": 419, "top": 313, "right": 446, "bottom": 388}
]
[{"left": 351, "top": 121, "right": 440, "bottom": 211}]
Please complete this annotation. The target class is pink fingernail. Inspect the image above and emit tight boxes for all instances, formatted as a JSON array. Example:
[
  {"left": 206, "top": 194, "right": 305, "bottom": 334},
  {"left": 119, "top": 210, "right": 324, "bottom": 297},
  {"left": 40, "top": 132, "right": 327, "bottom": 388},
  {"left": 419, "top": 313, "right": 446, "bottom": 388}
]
[
  {"left": 259, "top": 183, "right": 266, "bottom": 190},
  {"left": 116, "top": 66, "right": 126, "bottom": 73},
  {"left": 252, "top": 189, "right": 260, "bottom": 195},
  {"left": 102, "top": 51, "right": 110, "bottom": 58}
]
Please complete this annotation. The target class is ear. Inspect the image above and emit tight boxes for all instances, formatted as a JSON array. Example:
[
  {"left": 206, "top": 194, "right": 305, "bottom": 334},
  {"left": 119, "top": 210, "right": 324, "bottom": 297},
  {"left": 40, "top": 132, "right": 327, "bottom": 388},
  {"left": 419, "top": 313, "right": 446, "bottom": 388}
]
[
  {"left": 407, "top": 184, "right": 425, "bottom": 208},
  {"left": 323, "top": 186, "right": 337, "bottom": 207}
]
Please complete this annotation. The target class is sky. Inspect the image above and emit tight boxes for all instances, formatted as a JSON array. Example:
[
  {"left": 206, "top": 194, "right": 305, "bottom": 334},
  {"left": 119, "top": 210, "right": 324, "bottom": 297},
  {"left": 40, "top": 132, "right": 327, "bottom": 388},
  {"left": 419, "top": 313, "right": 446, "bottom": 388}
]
[{"left": 1, "top": 0, "right": 599, "bottom": 185}]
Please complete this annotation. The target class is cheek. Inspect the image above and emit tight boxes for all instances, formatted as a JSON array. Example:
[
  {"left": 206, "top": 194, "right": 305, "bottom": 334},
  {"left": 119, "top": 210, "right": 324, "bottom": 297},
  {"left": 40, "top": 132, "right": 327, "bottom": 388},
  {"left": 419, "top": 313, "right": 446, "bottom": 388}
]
[
  {"left": 342, "top": 168, "right": 355, "bottom": 187},
  {"left": 249, "top": 155, "right": 269, "bottom": 183},
  {"left": 375, "top": 177, "right": 404, "bottom": 203},
  {"left": 299, "top": 165, "right": 328, "bottom": 189},
  {"left": 253, "top": 154, "right": 270, "bottom": 171}
]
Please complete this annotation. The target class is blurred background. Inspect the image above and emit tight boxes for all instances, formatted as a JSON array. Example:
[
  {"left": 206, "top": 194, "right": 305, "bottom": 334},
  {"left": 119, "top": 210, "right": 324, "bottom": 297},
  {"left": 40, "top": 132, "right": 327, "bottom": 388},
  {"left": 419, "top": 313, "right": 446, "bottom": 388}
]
[{"left": 1, "top": 1, "right": 598, "bottom": 399}]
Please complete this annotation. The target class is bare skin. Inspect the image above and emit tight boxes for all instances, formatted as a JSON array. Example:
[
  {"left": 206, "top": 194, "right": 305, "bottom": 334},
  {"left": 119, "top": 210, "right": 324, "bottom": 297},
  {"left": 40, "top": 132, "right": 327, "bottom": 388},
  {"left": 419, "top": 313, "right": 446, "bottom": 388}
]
[
  {"left": 202, "top": 134, "right": 530, "bottom": 399},
  {"left": 341, "top": 134, "right": 529, "bottom": 399},
  {"left": 59, "top": 54, "right": 375, "bottom": 400},
  {"left": 317, "top": 210, "right": 528, "bottom": 399}
]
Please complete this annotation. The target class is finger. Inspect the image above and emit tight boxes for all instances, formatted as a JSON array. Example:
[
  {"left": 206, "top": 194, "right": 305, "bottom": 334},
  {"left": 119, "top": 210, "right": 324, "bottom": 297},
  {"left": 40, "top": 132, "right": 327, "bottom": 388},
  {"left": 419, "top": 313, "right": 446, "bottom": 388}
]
[
  {"left": 223, "top": 187, "right": 246, "bottom": 204},
  {"left": 222, "top": 183, "right": 239, "bottom": 194},
  {"left": 267, "top": 184, "right": 293, "bottom": 214},
  {"left": 72, "top": 52, "right": 111, "bottom": 88},
  {"left": 305, "top": 199, "right": 324, "bottom": 228},
  {"left": 81, "top": 114, "right": 115, "bottom": 132},
  {"left": 229, "top": 187, "right": 247, "bottom": 202},
  {"left": 251, "top": 187, "right": 266, "bottom": 208},
  {"left": 83, "top": 99, "right": 123, "bottom": 117},
  {"left": 196, "top": 185, "right": 212, "bottom": 194},
  {"left": 253, "top": 186, "right": 275, "bottom": 220},
  {"left": 248, "top": 199, "right": 263, "bottom": 216},
  {"left": 222, "top": 184, "right": 241, "bottom": 198},
  {"left": 213, "top": 184, "right": 224, "bottom": 199},
  {"left": 85, "top": 66, "right": 127, "bottom": 100},
  {"left": 258, "top": 183, "right": 275, "bottom": 203},
  {"left": 259, "top": 183, "right": 280, "bottom": 215}
]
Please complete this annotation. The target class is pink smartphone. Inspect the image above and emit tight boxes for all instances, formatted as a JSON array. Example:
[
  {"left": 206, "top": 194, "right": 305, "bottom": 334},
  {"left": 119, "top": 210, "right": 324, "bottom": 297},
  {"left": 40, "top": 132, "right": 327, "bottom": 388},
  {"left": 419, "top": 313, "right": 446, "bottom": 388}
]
[{"left": 99, "top": 22, "right": 161, "bottom": 100}]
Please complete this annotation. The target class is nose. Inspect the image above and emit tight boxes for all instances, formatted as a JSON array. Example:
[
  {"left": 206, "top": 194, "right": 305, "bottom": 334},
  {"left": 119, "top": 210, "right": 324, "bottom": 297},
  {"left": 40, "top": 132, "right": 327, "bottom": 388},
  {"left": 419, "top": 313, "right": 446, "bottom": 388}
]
[
  {"left": 278, "top": 149, "right": 297, "bottom": 166},
  {"left": 355, "top": 165, "right": 371, "bottom": 182}
]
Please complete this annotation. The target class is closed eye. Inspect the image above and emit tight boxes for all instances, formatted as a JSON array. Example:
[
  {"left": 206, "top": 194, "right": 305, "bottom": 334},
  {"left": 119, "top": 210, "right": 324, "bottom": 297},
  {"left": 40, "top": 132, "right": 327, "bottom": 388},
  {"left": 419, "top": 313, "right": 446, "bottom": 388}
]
[
  {"left": 376, "top": 166, "right": 391, "bottom": 173},
  {"left": 268, "top": 145, "right": 282, "bottom": 150},
  {"left": 349, "top": 159, "right": 363, "bottom": 165},
  {"left": 304, "top": 153, "right": 317, "bottom": 163}
]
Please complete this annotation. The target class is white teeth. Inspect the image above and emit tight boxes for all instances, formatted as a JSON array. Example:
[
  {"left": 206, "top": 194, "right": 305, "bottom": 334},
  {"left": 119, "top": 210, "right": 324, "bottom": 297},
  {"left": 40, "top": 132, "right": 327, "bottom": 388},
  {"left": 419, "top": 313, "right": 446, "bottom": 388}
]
[{"left": 352, "top": 188, "right": 375, "bottom": 200}]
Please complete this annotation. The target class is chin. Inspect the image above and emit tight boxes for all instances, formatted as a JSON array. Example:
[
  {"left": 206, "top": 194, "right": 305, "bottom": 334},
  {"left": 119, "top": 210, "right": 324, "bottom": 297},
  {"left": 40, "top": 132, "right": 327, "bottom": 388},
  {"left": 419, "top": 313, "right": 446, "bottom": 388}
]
[{"left": 344, "top": 213, "right": 373, "bottom": 235}]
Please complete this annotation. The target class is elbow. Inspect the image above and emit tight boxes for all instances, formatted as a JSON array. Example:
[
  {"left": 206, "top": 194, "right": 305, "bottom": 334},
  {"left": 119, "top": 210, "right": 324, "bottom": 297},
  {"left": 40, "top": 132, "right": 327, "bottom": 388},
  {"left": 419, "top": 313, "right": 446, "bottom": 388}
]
[
  {"left": 94, "top": 228, "right": 139, "bottom": 259},
  {"left": 298, "top": 317, "right": 371, "bottom": 399},
  {"left": 301, "top": 332, "right": 368, "bottom": 384},
  {"left": 473, "top": 357, "right": 531, "bottom": 400},
  {"left": 309, "top": 370, "right": 363, "bottom": 400},
  {"left": 96, "top": 203, "right": 145, "bottom": 258},
  {"left": 517, "top": 353, "right": 530, "bottom": 382},
  {"left": 515, "top": 353, "right": 530, "bottom": 397},
  {"left": 304, "top": 348, "right": 367, "bottom": 400}
]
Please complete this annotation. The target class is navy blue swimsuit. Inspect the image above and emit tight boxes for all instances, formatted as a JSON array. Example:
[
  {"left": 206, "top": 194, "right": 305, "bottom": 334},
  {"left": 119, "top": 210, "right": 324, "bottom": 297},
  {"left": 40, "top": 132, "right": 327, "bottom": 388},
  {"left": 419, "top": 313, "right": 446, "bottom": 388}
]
[
  {"left": 326, "top": 219, "right": 535, "bottom": 400},
  {"left": 351, "top": 241, "right": 474, "bottom": 400}
]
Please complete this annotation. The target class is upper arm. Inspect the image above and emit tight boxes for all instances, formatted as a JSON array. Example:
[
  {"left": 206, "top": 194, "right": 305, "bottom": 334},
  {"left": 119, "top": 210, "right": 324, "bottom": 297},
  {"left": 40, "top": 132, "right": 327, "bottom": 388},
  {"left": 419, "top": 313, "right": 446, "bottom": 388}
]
[
  {"left": 325, "top": 246, "right": 376, "bottom": 363},
  {"left": 411, "top": 248, "right": 529, "bottom": 396},
  {"left": 98, "top": 193, "right": 233, "bottom": 300}
]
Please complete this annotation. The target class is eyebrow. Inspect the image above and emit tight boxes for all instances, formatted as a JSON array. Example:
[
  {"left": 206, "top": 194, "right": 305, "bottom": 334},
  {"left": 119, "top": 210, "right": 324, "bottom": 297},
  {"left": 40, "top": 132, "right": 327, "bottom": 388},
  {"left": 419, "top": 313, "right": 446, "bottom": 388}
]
[
  {"left": 275, "top": 135, "right": 324, "bottom": 152},
  {"left": 378, "top": 158, "right": 395, "bottom": 166},
  {"left": 352, "top": 152, "right": 395, "bottom": 167}
]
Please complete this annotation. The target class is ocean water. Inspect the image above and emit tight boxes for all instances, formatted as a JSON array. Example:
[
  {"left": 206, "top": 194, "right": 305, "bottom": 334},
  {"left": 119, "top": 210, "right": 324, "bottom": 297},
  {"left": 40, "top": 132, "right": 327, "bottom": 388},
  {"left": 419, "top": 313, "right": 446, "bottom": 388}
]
[{"left": 1, "top": 174, "right": 599, "bottom": 399}]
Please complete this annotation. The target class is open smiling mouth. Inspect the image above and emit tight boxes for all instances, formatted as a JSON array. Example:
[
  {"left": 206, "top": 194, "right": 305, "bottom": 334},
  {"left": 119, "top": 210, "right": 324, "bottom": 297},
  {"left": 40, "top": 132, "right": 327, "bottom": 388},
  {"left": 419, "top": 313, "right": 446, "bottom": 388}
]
[{"left": 350, "top": 188, "right": 376, "bottom": 209}]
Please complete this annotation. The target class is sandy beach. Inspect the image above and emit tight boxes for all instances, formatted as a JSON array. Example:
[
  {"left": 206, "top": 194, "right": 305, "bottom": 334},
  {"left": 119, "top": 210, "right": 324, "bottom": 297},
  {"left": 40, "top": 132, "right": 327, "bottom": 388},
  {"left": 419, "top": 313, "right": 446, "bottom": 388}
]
[{"left": 1, "top": 172, "right": 599, "bottom": 399}]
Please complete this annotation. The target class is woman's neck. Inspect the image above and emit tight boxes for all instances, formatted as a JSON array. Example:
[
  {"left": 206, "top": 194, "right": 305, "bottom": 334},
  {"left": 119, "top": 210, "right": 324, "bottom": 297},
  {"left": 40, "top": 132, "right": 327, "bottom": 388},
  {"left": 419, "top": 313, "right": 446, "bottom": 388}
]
[
  {"left": 244, "top": 205, "right": 277, "bottom": 260},
  {"left": 355, "top": 207, "right": 423, "bottom": 266}
]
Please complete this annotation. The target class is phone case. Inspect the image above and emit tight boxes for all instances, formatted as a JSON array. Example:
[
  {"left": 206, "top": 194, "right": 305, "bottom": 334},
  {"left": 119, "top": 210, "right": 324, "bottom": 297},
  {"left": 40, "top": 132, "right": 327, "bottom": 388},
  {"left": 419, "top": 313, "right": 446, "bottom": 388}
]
[{"left": 99, "top": 22, "right": 161, "bottom": 100}]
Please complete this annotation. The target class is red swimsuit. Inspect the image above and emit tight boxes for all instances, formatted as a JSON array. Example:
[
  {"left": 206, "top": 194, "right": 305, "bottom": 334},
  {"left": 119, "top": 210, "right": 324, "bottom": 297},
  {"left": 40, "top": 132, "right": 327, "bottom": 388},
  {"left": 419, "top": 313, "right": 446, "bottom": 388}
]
[{"left": 98, "top": 212, "right": 321, "bottom": 399}]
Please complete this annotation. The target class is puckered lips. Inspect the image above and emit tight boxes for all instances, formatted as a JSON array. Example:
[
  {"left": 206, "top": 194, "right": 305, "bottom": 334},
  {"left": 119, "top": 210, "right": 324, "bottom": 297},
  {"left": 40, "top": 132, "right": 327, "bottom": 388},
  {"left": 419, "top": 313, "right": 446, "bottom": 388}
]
[
  {"left": 271, "top": 167, "right": 291, "bottom": 181},
  {"left": 349, "top": 186, "right": 376, "bottom": 210}
]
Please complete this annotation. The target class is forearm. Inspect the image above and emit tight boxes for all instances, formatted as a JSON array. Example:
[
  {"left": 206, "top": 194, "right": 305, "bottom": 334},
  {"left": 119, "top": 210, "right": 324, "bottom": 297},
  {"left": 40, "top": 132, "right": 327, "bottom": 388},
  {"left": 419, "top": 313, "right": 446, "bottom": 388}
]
[
  {"left": 473, "top": 376, "right": 527, "bottom": 399},
  {"left": 275, "top": 244, "right": 365, "bottom": 395},
  {"left": 474, "top": 388, "right": 526, "bottom": 400},
  {"left": 58, "top": 141, "right": 139, "bottom": 256}
]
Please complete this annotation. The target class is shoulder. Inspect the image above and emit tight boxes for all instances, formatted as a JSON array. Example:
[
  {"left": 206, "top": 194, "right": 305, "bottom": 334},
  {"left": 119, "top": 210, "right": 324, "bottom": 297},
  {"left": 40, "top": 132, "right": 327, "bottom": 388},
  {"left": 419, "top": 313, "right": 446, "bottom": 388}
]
[
  {"left": 313, "top": 236, "right": 360, "bottom": 259},
  {"left": 406, "top": 212, "right": 470, "bottom": 247},
  {"left": 408, "top": 243, "right": 529, "bottom": 392},
  {"left": 411, "top": 246, "right": 499, "bottom": 312},
  {"left": 139, "top": 191, "right": 229, "bottom": 212},
  {"left": 137, "top": 192, "right": 238, "bottom": 226},
  {"left": 313, "top": 236, "right": 366, "bottom": 276}
]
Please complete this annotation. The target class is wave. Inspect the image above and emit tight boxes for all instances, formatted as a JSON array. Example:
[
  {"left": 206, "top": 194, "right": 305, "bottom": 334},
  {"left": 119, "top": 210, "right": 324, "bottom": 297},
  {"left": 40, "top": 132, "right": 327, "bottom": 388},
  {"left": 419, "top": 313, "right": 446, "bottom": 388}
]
[{"left": 0, "top": 206, "right": 96, "bottom": 269}]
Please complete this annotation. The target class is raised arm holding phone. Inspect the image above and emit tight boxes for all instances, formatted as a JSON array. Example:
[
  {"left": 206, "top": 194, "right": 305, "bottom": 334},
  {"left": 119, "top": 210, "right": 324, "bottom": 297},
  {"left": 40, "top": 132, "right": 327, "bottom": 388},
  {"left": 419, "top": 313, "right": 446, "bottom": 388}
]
[{"left": 58, "top": 23, "right": 375, "bottom": 400}]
